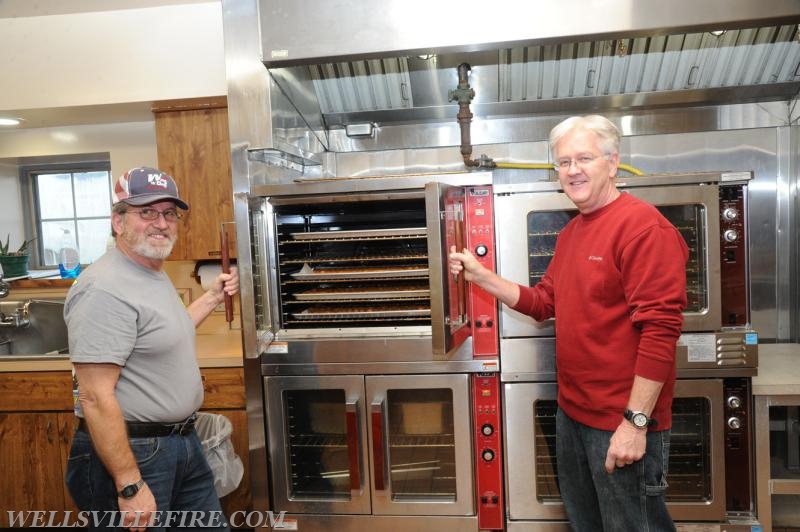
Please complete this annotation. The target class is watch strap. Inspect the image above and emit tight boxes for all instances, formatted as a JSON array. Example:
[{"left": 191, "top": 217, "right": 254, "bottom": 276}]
[
  {"left": 623, "top": 408, "right": 657, "bottom": 428},
  {"left": 117, "top": 478, "right": 144, "bottom": 499}
]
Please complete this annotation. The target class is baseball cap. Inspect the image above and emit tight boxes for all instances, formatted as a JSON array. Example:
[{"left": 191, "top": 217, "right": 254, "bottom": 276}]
[{"left": 112, "top": 167, "right": 189, "bottom": 210}]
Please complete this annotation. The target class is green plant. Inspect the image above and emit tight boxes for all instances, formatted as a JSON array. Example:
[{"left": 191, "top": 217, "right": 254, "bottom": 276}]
[{"left": 0, "top": 234, "right": 36, "bottom": 256}]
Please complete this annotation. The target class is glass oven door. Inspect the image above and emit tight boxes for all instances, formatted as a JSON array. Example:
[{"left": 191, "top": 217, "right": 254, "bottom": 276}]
[
  {"left": 264, "top": 375, "right": 371, "bottom": 515},
  {"left": 503, "top": 379, "right": 726, "bottom": 522},
  {"left": 366, "top": 374, "right": 475, "bottom": 516},
  {"left": 494, "top": 185, "right": 721, "bottom": 339}
]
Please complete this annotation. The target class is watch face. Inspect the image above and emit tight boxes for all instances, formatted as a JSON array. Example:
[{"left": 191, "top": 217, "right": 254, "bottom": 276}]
[
  {"left": 632, "top": 412, "right": 648, "bottom": 427},
  {"left": 119, "top": 479, "right": 142, "bottom": 499}
]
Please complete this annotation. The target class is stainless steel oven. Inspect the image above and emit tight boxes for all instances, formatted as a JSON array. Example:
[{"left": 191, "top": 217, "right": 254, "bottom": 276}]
[
  {"left": 248, "top": 175, "right": 505, "bottom": 531},
  {"left": 503, "top": 378, "right": 755, "bottom": 530},
  {"left": 494, "top": 171, "right": 759, "bottom": 529}
]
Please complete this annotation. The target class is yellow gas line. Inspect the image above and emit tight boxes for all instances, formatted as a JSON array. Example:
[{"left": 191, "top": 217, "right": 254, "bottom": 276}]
[{"left": 493, "top": 161, "right": 645, "bottom": 176}]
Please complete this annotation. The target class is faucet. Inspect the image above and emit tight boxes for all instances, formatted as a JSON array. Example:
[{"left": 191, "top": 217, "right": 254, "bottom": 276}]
[
  {"left": 0, "top": 301, "right": 30, "bottom": 328},
  {"left": 0, "top": 276, "right": 9, "bottom": 299}
]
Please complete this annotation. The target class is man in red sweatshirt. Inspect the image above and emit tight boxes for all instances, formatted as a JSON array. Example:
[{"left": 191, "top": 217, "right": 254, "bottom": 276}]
[{"left": 450, "top": 115, "right": 687, "bottom": 531}]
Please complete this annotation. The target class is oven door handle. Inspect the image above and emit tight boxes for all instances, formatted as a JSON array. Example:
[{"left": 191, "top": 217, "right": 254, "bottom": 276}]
[
  {"left": 371, "top": 400, "right": 387, "bottom": 491},
  {"left": 345, "top": 400, "right": 361, "bottom": 492}
]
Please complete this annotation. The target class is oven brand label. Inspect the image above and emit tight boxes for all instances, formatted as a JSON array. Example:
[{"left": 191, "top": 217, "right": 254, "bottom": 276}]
[{"left": 677, "top": 334, "right": 716, "bottom": 363}]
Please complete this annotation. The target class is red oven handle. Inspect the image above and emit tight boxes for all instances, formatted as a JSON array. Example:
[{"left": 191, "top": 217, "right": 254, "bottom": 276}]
[
  {"left": 345, "top": 401, "right": 361, "bottom": 491},
  {"left": 371, "top": 401, "right": 386, "bottom": 491}
]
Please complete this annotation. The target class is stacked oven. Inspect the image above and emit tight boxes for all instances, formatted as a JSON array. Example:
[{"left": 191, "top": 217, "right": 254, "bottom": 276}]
[
  {"left": 496, "top": 171, "right": 759, "bottom": 531},
  {"left": 248, "top": 174, "right": 504, "bottom": 532},
  {"left": 243, "top": 169, "right": 758, "bottom": 531}
]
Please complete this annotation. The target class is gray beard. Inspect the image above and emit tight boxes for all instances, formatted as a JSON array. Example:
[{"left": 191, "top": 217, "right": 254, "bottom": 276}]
[{"left": 122, "top": 231, "right": 175, "bottom": 260}]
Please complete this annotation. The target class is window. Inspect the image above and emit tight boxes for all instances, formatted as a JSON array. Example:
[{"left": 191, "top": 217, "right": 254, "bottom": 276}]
[{"left": 23, "top": 162, "right": 112, "bottom": 269}]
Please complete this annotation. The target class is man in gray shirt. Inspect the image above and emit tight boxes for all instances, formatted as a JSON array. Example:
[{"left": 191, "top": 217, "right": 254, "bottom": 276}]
[{"left": 64, "top": 167, "right": 239, "bottom": 531}]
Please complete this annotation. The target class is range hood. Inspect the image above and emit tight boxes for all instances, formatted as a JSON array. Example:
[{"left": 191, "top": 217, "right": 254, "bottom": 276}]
[{"left": 259, "top": 0, "right": 800, "bottom": 132}]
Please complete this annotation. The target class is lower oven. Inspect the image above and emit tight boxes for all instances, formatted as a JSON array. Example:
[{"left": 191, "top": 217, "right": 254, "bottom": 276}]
[
  {"left": 263, "top": 373, "right": 483, "bottom": 531},
  {"left": 503, "top": 377, "right": 755, "bottom": 531}
]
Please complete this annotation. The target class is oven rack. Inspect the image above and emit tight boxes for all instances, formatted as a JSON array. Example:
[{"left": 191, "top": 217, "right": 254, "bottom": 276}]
[
  {"left": 389, "top": 434, "right": 455, "bottom": 447},
  {"left": 281, "top": 255, "right": 428, "bottom": 265},
  {"left": 288, "top": 433, "right": 347, "bottom": 448},
  {"left": 289, "top": 227, "right": 427, "bottom": 241}
]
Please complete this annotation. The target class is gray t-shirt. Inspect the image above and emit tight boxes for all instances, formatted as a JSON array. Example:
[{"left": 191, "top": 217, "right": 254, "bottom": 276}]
[{"left": 65, "top": 247, "right": 203, "bottom": 422}]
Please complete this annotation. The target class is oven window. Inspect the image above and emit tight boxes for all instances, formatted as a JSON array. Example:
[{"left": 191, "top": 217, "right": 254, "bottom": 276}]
[
  {"left": 386, "top": 388, "right": 456, "bottom": 502},
  {"left": 283, "top": 389, "right": 351, "bottom": 499},
  {"left": 528, "top": 396, "right": 713, "bottom": 504},
  {"left": 533, "top": 400, "right": 560, "bottom": 502},
  {"left": 656, "top": 204, "right": 708, "bottom": 314},
  {"left": 526, "top": 211, "right": 578, "bottom": 285},
  {"left": 667, "top": 396, "right": 713, "bottom": 502}
]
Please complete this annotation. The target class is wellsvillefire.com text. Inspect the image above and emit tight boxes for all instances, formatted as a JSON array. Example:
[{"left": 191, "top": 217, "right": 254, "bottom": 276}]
[{"left": 7, "top": 510, "right": 289, "bottom": 528}]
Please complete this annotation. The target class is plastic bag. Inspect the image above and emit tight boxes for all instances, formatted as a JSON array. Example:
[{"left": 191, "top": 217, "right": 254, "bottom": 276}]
[{"left": 194, "top": 412, "right": 245, "bottom": 497}]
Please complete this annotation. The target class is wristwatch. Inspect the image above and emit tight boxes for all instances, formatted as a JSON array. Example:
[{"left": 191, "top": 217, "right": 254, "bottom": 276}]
[
  {"left": 623, "top": 409, "right": 657, "bottom": 429},
  {"left": 117, "top": 478, "right": 145, "bottom": 499}
]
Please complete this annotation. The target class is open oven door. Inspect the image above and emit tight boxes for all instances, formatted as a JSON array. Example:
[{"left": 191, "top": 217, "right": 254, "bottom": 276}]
[{"left": 426, "top": 182, "right": 471, "bottom": 358}]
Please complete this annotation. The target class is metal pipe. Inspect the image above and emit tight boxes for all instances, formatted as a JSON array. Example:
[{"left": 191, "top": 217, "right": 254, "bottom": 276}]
[{"left": 448, "top": 63, "right": 479, "bottom": 168}]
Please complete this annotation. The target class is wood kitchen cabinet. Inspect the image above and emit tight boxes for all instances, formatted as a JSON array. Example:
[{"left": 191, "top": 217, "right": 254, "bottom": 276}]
[
  {"left": 0, "top": 367, "right": 250, "bottom": 527},
  {"left": 0, "top": 371, "right": 76, "bottom": 527},
  {"left": 153, "top": 96, "right": 235, "bottom": 261}
]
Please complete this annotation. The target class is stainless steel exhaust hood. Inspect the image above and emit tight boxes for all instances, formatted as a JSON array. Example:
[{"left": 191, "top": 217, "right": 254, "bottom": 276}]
[{"left": 260, "top": 0, "right": 800, "bottom": 130}]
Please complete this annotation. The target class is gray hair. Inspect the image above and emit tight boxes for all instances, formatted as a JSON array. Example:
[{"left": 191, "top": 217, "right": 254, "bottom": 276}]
[
  {"left": 549, "top": 115, "right": 620, "bottom": 158},
  {"left": 110, "top": 202, "right": 128, "bottom": 237}
]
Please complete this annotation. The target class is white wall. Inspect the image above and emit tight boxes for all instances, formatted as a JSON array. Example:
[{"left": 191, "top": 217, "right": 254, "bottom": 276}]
[{"left": 0, "top": 2, "right": 226, "bottom": 110}]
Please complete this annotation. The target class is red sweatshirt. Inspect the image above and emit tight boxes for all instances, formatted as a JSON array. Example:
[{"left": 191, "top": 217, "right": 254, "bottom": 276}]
[{"left": 513, "top": 192, "right": 688, "bottom": 431}]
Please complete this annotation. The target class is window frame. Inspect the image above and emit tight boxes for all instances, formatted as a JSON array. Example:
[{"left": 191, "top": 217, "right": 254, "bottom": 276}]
[{"left": 20, "top": 161, "right": 112, "bottom": 270}]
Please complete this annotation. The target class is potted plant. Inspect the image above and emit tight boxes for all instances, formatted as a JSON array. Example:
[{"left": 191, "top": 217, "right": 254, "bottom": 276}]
[{"left": 0, "top": 234, "right": 35, "bottom": 279}]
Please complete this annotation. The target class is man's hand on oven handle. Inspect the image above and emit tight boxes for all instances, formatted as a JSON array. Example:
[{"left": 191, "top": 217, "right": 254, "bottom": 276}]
[
  {"left": 604, "top": 421, "right": 647, "bottom": 473},
  {"left": 449, "top": 245, "right": 483, "bottom": 282},
  {"left": 449, "top": 246, "right": 521, "bottom": 308}
]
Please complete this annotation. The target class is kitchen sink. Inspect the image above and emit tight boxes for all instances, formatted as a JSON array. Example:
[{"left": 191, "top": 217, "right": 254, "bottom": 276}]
[{"left": 0, "top": 299, "right": 69, "bottom": 357}]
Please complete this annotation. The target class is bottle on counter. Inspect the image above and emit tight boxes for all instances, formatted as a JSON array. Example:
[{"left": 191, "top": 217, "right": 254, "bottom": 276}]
[{"left": 58, "top": 228, "right": 81, "bottom": 279}]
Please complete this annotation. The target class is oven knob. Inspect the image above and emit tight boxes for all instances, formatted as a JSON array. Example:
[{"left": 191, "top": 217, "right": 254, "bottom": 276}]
[
  {"left": 475, "top": 244, "right": 488, "bottom": 257},
  {"left": 723, "top": 229, "right": 739, "bottom": 242},
  {"left": 722, "top": 208, "right": 739, "bottom": 221},
  {"left": 728, "top": 417, "right": 742, "bottom": 430},
  {"left": 481, "top": 423, "right": 494, "bottom": 437},
  {"left": 727, "top": 395, "right": 742, "bottom": 409},
  {"left": 482, "top": 448, "right": 495, "bottom": 462}
]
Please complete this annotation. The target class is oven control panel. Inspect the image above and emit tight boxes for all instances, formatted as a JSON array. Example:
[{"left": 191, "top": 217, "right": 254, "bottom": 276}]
[
  {"left": 465, "top": 186, "right": 499, "bottom": 357},
  {"left": 473, "top": 372, "right": 503, "bottom": 530},
  {"left": 719, "top": 184, "right": 748, "bottom": 326}
]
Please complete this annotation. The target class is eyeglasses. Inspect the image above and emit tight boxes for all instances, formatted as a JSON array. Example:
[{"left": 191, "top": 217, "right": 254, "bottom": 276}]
[
  {"left": 555, "top": 154, "right": 607, "bottom": 170},
  {"left": 124, "top": 207, "right": 182, "bottom": 222}
]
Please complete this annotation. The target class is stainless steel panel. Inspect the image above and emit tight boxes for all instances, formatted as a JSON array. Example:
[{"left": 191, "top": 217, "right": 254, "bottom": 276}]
[
  {"left": 259, "top": 0, "right": 800, "bottom": 65},
  {"left": 273, "top": 514, "right": 478, "bottom": 531},
  {"left": 500, "top": 332, "right": 758, "bottom": 382},
  {"left": 365, "top": 374, "right": 475, "bottom": 516}
]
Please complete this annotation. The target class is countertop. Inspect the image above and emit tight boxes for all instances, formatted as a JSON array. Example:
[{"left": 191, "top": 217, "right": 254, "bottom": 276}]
[
  {"left": 0, "top": 328, "right": 244, "bottom": 372},
  {"left": 752, "top": 343, "right": 800, "bottom": 395}
]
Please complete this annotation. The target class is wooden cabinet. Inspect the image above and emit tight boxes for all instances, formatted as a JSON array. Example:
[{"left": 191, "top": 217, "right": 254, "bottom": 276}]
[
  {"left": 0, "top": 371, "right": 76, "bottom": 527},
  {"left": 153, "top": 97, "right": 235, "bottom": 261},
  {"left": 0, "top": 366, "right": 250, "bottom": 527}
]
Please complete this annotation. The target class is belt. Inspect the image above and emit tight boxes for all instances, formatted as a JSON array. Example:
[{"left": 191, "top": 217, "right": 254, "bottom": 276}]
[{"left": 77, "top": 414, "right": 196, "bottom": 438}]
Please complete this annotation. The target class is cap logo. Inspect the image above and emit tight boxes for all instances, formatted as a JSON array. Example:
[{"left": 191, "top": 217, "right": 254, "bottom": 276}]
[{"left": 147, "top": 173, "right": 168, "bottom": 189}]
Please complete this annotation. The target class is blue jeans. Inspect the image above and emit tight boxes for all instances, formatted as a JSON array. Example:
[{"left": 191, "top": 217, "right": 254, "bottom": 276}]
[
  {"left": 556, "top": 408, "right": 675, "bottom": 532},
  {"left": 65, "top": 427, "right": 230, "bottom": 531}
]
